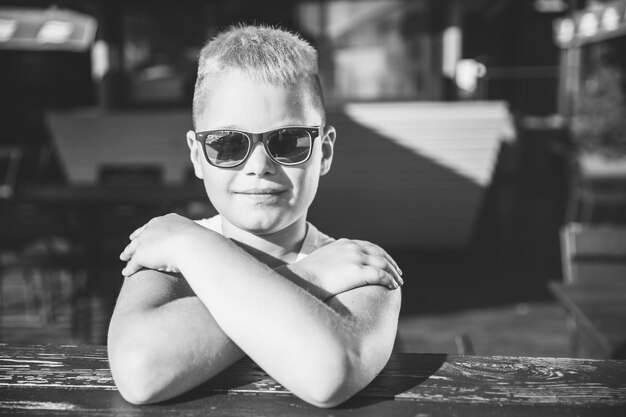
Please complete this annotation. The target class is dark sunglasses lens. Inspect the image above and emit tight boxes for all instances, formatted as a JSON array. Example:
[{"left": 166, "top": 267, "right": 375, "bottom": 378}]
[
  {"left": 267, "top": 129, "right": 312, "bottom": 164},
  {"left": 204, "top": 132, "right": 249, "bottom": 167}
]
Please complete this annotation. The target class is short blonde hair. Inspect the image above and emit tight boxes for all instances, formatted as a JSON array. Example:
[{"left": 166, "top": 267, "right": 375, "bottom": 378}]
[{"left": 193, "top": 25, "right": 325, "bottom": 126}]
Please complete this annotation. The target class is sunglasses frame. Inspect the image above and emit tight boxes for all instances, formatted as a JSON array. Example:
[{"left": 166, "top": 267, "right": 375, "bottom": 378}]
[{"left": 194, "top": 125, "right": 323, "bottom": 168}]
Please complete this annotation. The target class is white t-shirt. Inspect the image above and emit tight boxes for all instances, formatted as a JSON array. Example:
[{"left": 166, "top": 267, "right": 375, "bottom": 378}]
[{"left": 195, "top": 215, "right": 334, "bottom": 262}]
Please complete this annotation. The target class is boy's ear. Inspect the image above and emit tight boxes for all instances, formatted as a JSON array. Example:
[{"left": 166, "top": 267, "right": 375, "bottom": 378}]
[
  {"left": 186, "top": 130, "right": 205, "bottom": 179},
  {"left": 319, "top": 125, "right": 336, "bottom": 177}
]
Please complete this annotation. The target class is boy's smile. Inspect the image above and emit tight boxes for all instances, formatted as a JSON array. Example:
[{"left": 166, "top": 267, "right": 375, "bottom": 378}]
[
  {"left": 235, "top": 186, "right": 287, "bottom": 201},
  {"left": 187, "top": 70, "right": 335, "bottom": 248}
]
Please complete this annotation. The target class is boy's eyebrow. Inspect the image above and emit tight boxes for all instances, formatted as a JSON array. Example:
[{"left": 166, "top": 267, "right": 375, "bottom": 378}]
[
  {"left": 196, "top": 124, "right": 244, "bottom": 131},
  {"left": 205, "top": 121, "right": 316, "bottom": 132}
]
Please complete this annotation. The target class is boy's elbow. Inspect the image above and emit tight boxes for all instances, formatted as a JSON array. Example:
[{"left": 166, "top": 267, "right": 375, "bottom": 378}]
[
  {"left": 109, "top": 341, "right": 168, "bottom": 405},
  {"left": 306, "top": 385, "right": 352, "bottom": 409},
  {"left": 300, "top": 329, "right": 393, "bottom": 408},
  {"left": 297, "top": 347, "right": 360, "bottom": 408}
]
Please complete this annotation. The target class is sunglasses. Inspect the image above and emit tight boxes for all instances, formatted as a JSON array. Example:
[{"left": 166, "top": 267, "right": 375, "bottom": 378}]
[{"left": 194, "top": 125, "right": 323, "bottom": 168}]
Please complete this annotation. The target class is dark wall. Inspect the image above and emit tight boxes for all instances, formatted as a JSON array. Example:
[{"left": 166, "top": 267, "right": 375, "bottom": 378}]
[{"left": 463, "top": 1, "right": 564, "bottom": 115}]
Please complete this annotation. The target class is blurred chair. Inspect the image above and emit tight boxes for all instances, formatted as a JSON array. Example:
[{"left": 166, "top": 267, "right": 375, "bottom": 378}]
[
  {"left": 556, "top": 222, "right": 626, "bottom": 358},
  {"left": 560, "top": 223, "right": 626, "bottom": 285},
  {"left": 454, "top": 333, "right": 476, "bottom": 355},
  {"left": 567, "top": 162, "right": 626, "bottom": 224}
]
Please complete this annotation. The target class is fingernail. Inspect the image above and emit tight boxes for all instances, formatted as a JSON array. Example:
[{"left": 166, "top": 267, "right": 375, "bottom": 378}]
[{"left": 399, "top": 277, "right": 404, "bottom": 285}]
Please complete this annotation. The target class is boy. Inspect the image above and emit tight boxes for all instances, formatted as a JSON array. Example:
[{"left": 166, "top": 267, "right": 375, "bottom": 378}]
[{"left": 108, "top": 25, "right": 403, "bottom": 408}]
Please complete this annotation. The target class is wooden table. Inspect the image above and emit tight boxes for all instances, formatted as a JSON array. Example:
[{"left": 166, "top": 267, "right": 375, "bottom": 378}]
[
  {"left": 550, "top": 281, "right": 626, "bottom": 359},
  {"left": 1, "top": 344, "right": 625, "bottom": 416}
]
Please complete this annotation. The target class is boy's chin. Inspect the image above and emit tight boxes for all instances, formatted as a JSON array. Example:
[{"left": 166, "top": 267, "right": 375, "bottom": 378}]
[
  {"left": 231, "top": 214, "right": 289, "bottom": 235},
  {"left": 223, "top": 204, "right": 306, "bottom": 237}
]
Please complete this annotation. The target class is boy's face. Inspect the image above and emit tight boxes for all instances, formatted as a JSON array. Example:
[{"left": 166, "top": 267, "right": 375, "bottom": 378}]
[{"left": 187, "top": 70, "right": 335, "bottom": 235}]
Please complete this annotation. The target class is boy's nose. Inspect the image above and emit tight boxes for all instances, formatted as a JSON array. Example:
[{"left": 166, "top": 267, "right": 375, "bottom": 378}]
[{"left": 244, "top": 142, "right": 276, "bottom": 176}]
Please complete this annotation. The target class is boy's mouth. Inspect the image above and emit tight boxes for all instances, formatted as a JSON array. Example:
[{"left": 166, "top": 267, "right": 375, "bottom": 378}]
[{"left": 236, "top": 188, "right": 287, "bottom": 196}]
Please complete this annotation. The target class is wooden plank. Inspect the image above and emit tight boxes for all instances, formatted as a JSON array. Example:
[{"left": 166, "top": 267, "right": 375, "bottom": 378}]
[
  {"left": 46, "top": 110, "right": 193, "bottom": 185},
  {"left": 1, "top": 387, "right": 623, "bottom": 417},
  {"left": 1, "top": 343, "right": 625, "bottom": 412},
  {"left": 343, "top": 101, "right": 516, "bottom": 121}
]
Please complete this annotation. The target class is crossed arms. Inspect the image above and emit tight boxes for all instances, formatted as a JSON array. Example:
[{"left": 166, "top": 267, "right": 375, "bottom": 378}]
[{"left": 107, "top": 214, "right": 402, "bottom": 408}]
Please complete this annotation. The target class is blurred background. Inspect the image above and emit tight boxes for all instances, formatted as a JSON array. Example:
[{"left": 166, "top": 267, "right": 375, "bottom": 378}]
[{"left": 1, "top": 0, "right": 625, "bottom": 358}]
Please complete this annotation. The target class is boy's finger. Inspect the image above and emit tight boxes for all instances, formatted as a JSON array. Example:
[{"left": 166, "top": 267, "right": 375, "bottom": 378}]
[
  {"left": 129, "top": 224, "right": 147, "bottom": 240},
  {"left": 382, "top": 269, "right": 400, "bottom": 290},
  {"left": 395, "top": 269, "right": 404, "bottom": 286},
  {"left": 374, "top": 247, "right": 402, "bottom": 277},
  {"left": 362, "top": 254, "right": 401, "bottom": 285},
  {"left": 380, "top": 250, "right": 402, "bottom": 277},
  {"left": 119, "top": 240, "right": 138, "bottom": 261},
  {"left": 379, "top": 257, "right": 404, "bottom": 286},
  {"left": 362, "top": 265, "right": 398, "bottom": 289},
  {"left": 357, "top": 240, "right": 403, "bottom": 277},
  {"left": 382, "top": 252, "right": 402, "bottom": 278},
  {"left": 122, "top": 260, "right": 141, "bottom": 277},
  {"left": 362, "top": 253, "right": 386, "bottom": 268},
  {"left": 384, "top": 261, "right": 403, "bottom": 287}
]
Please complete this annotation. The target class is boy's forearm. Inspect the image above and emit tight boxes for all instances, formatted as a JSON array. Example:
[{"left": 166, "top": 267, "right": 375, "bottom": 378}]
[
  {"left": 273, "top": 264, "right": 333, "bottom": 300},
  {"left": 108, "top": 273, "right": 244, "bottom": 404},
  {"left": 176, "top": 231, "right": 362, "bottom": 404}
]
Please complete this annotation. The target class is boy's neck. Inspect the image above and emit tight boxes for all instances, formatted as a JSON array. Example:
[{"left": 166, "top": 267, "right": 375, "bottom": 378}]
[{"left": 220, "top": 216, "right": 307, "bottom": 265}]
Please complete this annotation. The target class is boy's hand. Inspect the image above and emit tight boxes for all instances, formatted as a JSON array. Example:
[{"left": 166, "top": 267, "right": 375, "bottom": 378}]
[
  {"left": 119, "top": 213, "right": 209, "bottom": 277},
  {"left": 288, "top": 238, "right": 403, "bottom": 297}
]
